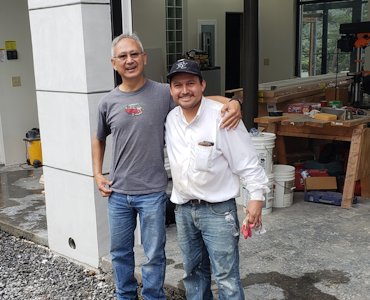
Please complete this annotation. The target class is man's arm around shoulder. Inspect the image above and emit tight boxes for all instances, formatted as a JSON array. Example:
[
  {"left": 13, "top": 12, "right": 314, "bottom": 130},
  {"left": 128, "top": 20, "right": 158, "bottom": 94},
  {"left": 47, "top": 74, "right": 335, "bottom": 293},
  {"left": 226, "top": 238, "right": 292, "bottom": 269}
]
[{"left": 207, "top": 95, "right": 242, "bottom": 129}]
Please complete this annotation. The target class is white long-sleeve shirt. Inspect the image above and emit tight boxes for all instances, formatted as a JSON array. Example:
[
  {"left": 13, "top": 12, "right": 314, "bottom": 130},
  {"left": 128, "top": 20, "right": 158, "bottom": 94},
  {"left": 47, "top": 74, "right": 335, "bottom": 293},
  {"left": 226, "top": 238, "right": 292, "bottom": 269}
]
[{"left": 165, "top": 97, "right": 269, "bottom": 204}]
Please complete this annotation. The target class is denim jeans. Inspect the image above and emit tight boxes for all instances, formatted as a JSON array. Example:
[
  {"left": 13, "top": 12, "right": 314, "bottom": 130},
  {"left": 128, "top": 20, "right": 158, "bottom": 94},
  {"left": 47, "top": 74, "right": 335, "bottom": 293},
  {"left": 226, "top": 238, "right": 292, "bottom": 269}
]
[
  {"left": 108, "top": 191, "right": 167, "bottom": 300},
  {"left": 175, "top": 199, "right": 245, "bottom": 300}
]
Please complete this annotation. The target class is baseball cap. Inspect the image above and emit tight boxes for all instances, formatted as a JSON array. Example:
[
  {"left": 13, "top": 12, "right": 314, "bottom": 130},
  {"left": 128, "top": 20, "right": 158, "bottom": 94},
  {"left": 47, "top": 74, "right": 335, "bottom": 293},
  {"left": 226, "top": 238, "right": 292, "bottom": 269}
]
[{"left": 167, "top": 59, "right": 202, "bottom": 80}]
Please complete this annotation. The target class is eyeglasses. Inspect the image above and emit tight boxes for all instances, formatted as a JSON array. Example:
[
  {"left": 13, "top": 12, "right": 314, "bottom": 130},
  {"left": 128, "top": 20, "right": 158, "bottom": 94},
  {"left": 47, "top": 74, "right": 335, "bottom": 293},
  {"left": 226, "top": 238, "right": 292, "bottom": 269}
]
[{"left": 113, "top": 51, "right": 143, "bottom": 62}]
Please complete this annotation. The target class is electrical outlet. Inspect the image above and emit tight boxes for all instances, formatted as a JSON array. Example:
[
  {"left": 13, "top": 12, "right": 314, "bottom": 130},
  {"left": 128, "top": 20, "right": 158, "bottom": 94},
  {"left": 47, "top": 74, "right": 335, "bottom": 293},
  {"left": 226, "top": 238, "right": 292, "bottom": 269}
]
[
  {"left": 263, "top": 58, "right": 270, "bottom": 66},
  {"left": 12, "top": 76, "right": 21, "bottom": 87}
]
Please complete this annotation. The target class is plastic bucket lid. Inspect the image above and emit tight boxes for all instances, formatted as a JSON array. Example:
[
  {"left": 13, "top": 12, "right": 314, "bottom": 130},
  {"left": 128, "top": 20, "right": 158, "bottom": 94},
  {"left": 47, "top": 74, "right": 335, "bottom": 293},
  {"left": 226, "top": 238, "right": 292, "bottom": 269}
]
[
  {"left": 273, "top": 164, "right": 295, "bottom": 180},
  {"left": 251, "top": 132, "right": 276, "bottom": 148}
]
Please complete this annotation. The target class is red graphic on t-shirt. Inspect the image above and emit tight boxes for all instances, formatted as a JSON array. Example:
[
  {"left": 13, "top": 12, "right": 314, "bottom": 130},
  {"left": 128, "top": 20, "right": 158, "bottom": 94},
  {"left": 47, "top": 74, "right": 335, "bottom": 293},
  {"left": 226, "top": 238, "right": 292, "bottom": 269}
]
[{"left": 125, "top": 104, "right": 143, "bottom": 116}]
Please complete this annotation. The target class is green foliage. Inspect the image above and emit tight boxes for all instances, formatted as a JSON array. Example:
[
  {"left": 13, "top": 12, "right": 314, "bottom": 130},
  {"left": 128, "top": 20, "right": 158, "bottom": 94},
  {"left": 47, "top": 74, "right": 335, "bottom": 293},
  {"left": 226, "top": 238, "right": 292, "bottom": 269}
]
[{"left": 300, "top": 1, "right": 368, "bottom": 76}]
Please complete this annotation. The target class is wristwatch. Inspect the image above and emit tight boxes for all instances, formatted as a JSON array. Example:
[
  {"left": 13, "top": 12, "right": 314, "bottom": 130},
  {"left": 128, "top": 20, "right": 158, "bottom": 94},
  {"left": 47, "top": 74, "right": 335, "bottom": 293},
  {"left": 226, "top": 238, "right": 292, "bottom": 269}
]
[{"left": 229, "top": 97, "right": 242, "bottom": 106}]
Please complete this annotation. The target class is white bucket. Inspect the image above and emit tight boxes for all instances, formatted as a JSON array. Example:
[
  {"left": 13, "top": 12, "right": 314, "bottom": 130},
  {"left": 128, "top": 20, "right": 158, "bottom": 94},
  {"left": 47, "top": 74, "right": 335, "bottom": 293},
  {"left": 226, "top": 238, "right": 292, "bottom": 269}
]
[
  {"left": 241, "top": 173, "right": 274, "bottom": 215},
  {"left": 273, "top": 164, "right": 295, "bottom": 208},
  {"left": 251, "top": 132, "right": 276, "bottom": 175},
  {"left": 263, "top": 173, "right": 275, "bottom": 215}
]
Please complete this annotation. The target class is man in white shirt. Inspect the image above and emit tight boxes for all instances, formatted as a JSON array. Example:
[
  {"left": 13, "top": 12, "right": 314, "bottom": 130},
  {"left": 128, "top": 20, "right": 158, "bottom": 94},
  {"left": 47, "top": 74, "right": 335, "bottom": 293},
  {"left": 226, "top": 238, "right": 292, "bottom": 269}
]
[{"left": 165, "top": 59, "right": 269, "bottom": 300}]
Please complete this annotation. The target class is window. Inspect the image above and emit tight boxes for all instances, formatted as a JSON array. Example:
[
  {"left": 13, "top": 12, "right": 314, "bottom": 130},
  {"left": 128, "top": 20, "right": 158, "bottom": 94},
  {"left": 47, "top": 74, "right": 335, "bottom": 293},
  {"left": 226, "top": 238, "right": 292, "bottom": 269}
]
[
  {"left": 296, "top": 0, "right": 368, "bottom": 77},
  {"left": 166, "top": 0, "right": 183, "bottom": 69}
]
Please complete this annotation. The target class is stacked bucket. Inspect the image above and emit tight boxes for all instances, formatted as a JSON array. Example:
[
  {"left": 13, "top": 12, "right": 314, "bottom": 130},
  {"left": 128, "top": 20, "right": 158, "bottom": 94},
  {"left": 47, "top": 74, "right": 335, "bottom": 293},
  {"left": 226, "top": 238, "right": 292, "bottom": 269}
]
[
  {"left": 242, "top": 131, "right": 276, "bottom": 215},
  {"left": 243, "top": 130, "right": 296, "bottom": 214}
]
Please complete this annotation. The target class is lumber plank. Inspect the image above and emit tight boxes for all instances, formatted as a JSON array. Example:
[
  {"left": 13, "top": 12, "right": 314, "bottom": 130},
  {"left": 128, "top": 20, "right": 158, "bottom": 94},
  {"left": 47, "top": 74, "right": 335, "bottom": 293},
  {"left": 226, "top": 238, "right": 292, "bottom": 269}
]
[
  {"left": 259, "top": 88, "right": 324, "bottom": 104},
  {"left": 254, "top": 116, "right": 287, "bottom": 124},
  {"left": 330, "top": 116, "right": 370, "bottom": 127},
  {"left": 276, "top": 131, "right": 352, "bottom": 142},
  {"left": 342, "top": 128, "right": 363, "bottom": 208}
]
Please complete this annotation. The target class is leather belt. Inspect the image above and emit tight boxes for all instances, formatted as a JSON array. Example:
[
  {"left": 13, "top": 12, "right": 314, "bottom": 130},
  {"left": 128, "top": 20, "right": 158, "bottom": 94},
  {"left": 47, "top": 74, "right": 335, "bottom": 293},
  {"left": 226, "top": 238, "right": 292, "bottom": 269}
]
[
  {"left": 186, "top": 198, "right": 234, "bottom": 205},
  {"left": 188, "top": 199, "right": 208, "bottom": 205}
]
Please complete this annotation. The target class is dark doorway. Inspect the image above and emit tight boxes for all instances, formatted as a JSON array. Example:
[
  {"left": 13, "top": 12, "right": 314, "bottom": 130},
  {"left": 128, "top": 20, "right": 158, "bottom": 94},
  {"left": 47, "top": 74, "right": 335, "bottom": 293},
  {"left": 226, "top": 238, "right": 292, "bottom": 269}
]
[
  {"left": 110, "top": 0, "right": 123, "bottom": 86},
  {"left": 225, "top": 12, "right": 243, "bottom": 92}
]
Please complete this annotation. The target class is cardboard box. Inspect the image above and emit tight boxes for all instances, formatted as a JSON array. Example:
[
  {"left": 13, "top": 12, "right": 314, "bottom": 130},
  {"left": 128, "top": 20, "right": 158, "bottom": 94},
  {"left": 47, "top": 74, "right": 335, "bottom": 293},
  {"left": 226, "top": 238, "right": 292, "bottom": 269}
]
[
  {"left": 304, "top": 176, "right": 340, "bottom": 205},
  {"left": 295, "top": 169, "right": 329, "bottom": 191},
  {"left": 304, "top": 176, "right": 337, "bottom": 191}
]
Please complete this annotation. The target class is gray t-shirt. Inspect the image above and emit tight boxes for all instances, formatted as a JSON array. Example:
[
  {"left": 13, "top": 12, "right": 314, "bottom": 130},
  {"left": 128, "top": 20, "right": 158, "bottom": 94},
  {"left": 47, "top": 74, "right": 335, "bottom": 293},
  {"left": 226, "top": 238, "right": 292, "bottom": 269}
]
[{"left": 96, "top": 79, "right": 175, "bottom": 194}]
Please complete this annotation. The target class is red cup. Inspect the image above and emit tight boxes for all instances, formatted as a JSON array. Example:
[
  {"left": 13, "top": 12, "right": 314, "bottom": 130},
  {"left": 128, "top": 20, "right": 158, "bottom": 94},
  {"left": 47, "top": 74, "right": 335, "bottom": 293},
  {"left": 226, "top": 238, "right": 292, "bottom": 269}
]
[{"left": 320, "top": 100, "right": 328, "bottom": 107}]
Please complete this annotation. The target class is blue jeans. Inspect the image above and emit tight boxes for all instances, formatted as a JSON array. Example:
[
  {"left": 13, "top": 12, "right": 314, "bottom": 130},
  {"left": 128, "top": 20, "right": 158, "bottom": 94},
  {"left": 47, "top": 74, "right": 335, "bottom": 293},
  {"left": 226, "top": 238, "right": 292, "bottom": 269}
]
[
  {"left": 175, "top": 199, "right": 244, "bottom": 300},
  {"left": 108, "top": 191, "right": 167, "bottom": 300}
]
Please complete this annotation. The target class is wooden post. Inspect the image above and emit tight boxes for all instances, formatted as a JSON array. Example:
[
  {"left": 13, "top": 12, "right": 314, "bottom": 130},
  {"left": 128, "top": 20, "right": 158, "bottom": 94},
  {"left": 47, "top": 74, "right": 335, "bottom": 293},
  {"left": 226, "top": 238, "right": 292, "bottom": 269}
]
[{"left": 342, "top": 127, "right": 363, "bottom": 208}]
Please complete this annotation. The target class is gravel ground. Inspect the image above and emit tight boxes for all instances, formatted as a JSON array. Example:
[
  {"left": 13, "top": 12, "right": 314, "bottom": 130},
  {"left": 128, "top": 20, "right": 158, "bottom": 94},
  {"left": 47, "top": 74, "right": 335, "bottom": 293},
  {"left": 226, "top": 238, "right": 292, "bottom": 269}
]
[
  {"left": 0, "top": 230, "right": 185, "bottom": 299},
  {"left": 0, "top": 230, "right": 116, "bottom": 299}
]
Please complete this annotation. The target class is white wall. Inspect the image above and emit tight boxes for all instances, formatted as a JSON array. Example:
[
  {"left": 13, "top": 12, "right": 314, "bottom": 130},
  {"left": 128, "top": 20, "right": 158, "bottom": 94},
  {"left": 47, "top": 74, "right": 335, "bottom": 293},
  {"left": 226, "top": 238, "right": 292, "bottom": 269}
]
[
  {"left": 132, "top": 0, "right": 167, "bottom": 82},
  {"left": 0, "top": 116, "right": 4, "bottom": 164},
  {"left": 0, "top": 0, "right": 38, "bottom": 165},
  {"left": 132, "top": 0, "right": 166, "bottom": 50},
  {"left": 186, "top": 0, "right": 243, "bottom": 93},
  {"left": 131, "top": 0, "right": 296, "bottom": 92},
  {"left": 186, "top": 0, "right": 296, "bottom": 86},
  {"left": 130, "top": 0, "right": 244, "bottom": 91},
  {"left": 260, "top": 0, "right": 296, "bottom": 83}
]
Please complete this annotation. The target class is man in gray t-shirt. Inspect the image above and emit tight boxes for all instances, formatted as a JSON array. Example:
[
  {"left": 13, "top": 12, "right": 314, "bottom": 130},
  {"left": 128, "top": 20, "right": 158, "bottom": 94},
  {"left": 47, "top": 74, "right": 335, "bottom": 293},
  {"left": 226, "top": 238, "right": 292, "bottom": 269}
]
[
  {"left": 96, "top": 80, "right": 175, "bottom": 195},
  {"left": 92, "top": 33, "right": 241, "bottom": 300}
]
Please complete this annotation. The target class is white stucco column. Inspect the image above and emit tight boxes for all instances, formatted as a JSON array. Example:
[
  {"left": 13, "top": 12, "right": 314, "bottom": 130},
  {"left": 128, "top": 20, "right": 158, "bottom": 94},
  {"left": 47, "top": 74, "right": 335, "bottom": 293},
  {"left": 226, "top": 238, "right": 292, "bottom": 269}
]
[{"left": 28, "top": 0, "right": 114, "bottom": 268}]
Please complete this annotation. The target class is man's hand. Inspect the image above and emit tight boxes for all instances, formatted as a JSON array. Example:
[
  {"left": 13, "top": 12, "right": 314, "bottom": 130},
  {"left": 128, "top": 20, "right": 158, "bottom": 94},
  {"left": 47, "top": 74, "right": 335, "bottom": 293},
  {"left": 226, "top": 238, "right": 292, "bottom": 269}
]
[
  {"left": 95, "top": 173, "right": 113, "bottom": 197},
  {"left": 246, "top": 200, "right": 263, "bottom": 227},
  {"left": 220, "top": 99, "right": 242, "bottom": 129}
]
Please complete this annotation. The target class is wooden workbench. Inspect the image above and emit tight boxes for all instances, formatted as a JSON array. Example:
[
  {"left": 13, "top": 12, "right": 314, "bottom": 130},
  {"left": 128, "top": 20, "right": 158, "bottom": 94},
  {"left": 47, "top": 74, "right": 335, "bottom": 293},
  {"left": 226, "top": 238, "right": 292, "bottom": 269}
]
[
  {"left": 254, "top": 113, "right": 370, "bottom": 208},
  {"left": 225, "top": 73, "right": 352, "bottom": 116}
]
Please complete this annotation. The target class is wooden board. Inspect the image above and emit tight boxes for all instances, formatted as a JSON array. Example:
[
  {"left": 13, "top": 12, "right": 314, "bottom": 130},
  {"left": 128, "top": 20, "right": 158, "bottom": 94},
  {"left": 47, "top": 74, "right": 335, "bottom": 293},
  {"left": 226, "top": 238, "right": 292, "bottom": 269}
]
[
  {"left": 255, "top": 114, "right": 330, "bottom": 127},
  {"left": 342, "top": 127, "right": 363, "bottom": 208},
  {"left": 357, "top": 127, "right": 370, "bottom": 179},
  {"left": 260, "top": 78, "right": 351, "bottom": 101},
  {"left": 254, "top": 116, "right": 287, "bottom": 124},
  {"left": 280, "top": 115, "right": 331, "bottom": 127},
  {"left": 260, "top": 85, "right": 324, "bottom": 101},
  {"left": 330, "top": 116, "right": 370, "bottom": 127},
  {"left": 256, "top": 113, "right": 370, "bottom": 128}
]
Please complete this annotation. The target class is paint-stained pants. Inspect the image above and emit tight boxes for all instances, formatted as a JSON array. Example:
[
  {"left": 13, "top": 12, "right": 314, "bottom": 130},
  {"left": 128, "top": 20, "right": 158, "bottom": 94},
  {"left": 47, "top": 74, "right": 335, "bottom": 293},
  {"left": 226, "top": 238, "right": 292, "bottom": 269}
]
[{"left": 175, "top": 198, "right": 245, "bottom": 300}]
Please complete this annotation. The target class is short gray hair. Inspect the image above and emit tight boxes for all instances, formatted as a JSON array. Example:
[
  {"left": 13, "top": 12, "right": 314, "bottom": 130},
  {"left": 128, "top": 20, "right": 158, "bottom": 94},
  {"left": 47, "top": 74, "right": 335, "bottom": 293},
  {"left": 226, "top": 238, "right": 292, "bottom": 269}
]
[{"left": 111, "top": 33, "right": 144, "bottom": 58}]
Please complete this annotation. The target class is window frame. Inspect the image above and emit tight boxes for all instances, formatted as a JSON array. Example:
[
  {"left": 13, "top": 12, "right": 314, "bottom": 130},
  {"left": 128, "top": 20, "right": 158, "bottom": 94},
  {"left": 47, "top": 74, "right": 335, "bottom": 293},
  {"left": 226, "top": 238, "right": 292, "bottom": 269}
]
[
  {"left": 165, "top": 0, "right": 184, "bottom": 70},
  {"left": 295, "top": 0, "right": 368, "bottom": 77}
]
